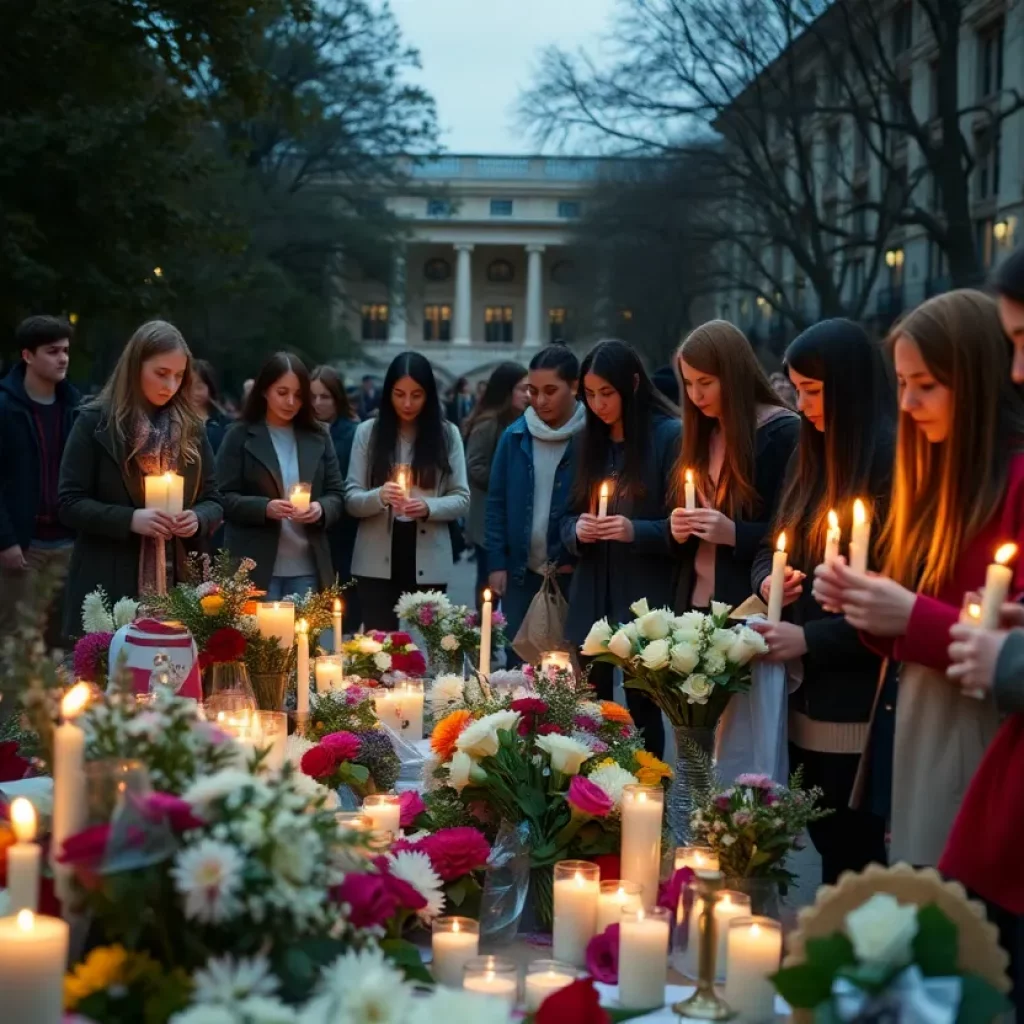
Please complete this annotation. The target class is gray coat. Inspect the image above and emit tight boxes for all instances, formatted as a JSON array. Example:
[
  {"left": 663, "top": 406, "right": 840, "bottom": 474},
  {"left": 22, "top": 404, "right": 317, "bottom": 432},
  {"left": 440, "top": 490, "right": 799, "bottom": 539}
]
[
  {"left": 345, "top": 419, "right": 470, "bottom": 583},
  {"left": 465, "top": 415, "right": 502, "bottom": 548},
  {"left": 216, "top": 420, "right": 345, "bottom": 591}
]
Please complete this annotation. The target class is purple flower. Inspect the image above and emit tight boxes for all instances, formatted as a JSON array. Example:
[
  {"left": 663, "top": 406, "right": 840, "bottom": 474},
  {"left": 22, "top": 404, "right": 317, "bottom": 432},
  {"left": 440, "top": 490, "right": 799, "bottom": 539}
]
[
  {"left": 492, "top": 610, "right": 507, "bottom": 627},
  {"left": 586, "top": 924, "right": 620, "bottom": 983},
  {"left": 763, "top": 791, "right": 779, "bottom": 806},
  {"left": 73, "top": 632, "right": 114, "bottom": 682},
  {"left": 573, "top": 715, "right": 600, "bottom": 733},
  {"left": 464, "top": 613, "right": 477, "bottom": 628}
]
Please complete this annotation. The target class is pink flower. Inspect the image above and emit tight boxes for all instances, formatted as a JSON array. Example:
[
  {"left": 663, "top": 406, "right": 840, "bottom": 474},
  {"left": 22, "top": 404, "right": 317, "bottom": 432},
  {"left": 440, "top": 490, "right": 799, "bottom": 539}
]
[
  {"left": 331, "top": 873, "right": 399, "bottom": 928},
  {"left": 374, "top": 857, "right": 429, "bottom": 911},
  {"left": 585, "top": 924, "right": 620, "bottom": 983},
  {"left": 300, "top": 745, "right": 338, "bottom": 780},
  {"left": 567, "top": 775, "right": 613, "bottom": 818},
  {"left": 658, "top": 866, "right": 695, "bottom": 918},
  {"left": 398, "top": 791, "right": 426, "bottom": 828},
  {"left": 492, "top": 611, "right": 506, "bottom": 627},
  {"left": 417, "top": 827, "right": 491, "bottom": 881},
  {"left": 57, "top": 824, "right": 113, "bottom": 867},
  {"left": 418, "top": 606, "right": 435, "bottom": 626},
  {"left": 345, "top": 687, "right": 370, "bottom": 706},
  {"left": 73, "top": 632, "right": 113, "bottom": 682},
  {"left": 736, "top": 773, "right": 775, "bottom": 789},
  {"left": 574, "top": 715, "right": 599, "bottom": 733},
  {"left": 522, "top": 664, "right": 536, "bottom": 680},
  {"left": 464, "top": 612, "right": 479, "bottom": 628},
  {"left": 733, "top": 811, "right": 752, "bottom": 827},
  {"left": 141, "top": 792, "right": 203, "bottom": 832},
  {"left": 321, "top": 731, "right": 361, "bottom": 762}
]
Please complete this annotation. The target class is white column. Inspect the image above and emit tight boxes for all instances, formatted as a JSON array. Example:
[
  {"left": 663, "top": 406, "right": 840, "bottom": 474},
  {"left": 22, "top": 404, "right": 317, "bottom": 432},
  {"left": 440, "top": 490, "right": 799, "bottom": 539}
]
[
  {"left": 524, "top": 244, "right": 545, "bottom": 348},
  {"left": 453, "top": 243, "right": 474, "bottom": 346},
  {"left": 388, "top": 248, "right": 407, "bottom": 347}
]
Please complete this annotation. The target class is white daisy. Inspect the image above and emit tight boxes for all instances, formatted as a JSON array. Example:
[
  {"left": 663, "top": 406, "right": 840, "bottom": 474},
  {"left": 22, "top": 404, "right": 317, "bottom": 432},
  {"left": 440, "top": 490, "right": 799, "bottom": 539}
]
[
  {"left": 587, "top": 763, "right": 639, "bottom": 809},
  {"left": 304, "top": 947, "right": 414, "bottom": 1024},
  {"left": 429, "top": 674, "right": 465, "bottom": 708},
  {"left": 237, "top": 997, "right": 298, "bottom": 1024},
  {"left": 192, "top": 954, "right": 278, "bottom": 1004},
  {"left": 171, "top": 838, "right": 244, "bottom": 924},
  {"left": 394, "top": 590, "right": 452, "bottom": 621},
  {"left": 286, "top": 733, "right": 315, "bottom": 766},
  {"left": 184, "top": 769, "right": 268, "bottom": 811},
  {"left": 386, "top": 849, "right": 445, "bottom": 920}
]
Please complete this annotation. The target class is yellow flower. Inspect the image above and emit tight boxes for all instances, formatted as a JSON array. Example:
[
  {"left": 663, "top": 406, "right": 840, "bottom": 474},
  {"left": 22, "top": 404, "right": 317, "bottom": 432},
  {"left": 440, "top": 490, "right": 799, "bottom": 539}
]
[
  {"left": 634, "top": 749, "right": 673, "bottom": 786},
  {"left": 594, "top": 757, "right": 618, "bottom": 769},
  {"left": 64, "top": 945, "right": 128, "bottom": 1009},
  {"left": 200, "top": 594, "right": 225, "bottom": 616}
]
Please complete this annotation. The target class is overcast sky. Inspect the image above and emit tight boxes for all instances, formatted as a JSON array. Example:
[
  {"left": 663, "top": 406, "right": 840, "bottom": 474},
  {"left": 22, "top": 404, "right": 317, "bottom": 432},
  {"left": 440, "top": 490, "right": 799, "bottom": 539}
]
[{"left": 390, "top": 0, "right": 617, "bottom": 155}]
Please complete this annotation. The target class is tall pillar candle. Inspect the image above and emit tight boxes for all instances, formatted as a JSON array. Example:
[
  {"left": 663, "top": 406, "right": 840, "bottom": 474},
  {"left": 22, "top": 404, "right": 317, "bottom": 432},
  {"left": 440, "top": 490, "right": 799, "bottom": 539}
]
[
  {"left": 552, "top": 860, "right": 600, "bottom": 967},
  {"left": 289, "top": 483, "right": 311, "bottom": 513},
  {"left": 296, "top": 618, "right": 310, "bottom": 715},
  {"left": 7, "top": 797, "right": 41, "bottom": 913},
  {"left": 332, "top": 598, "right": 344, "bottom": 652},
  {"left": 684, "top": 469, "right": 696, "bottom": 511},
  {"left": 620, "top": 785, "right": 663, "bottom": 909},
  {"left": 0, "top": 910, "right": 70, "bottom": 1024},
  {"left": 144, "top": 471, "right": 184, "bottom": 514},
  {"left": 618, "top": 907, "right": 671, "bottom": 1010},
  {"left": 431, "top": 917, "right": 479, "bottom": 987},
  {"left": 478, "top": 588, "right": 493, "bottom": 676},
  {"left": 849, "top": 498, "right": 871, "bottom": 574},
  {"left": 256, "top": 601, "right": 295, "bottom": 649},
  {"left": 598, "top": 480, "right": 610, "bottom": 518},
  {"left": 823, "top": 509, "right": 841, "bottom": 565},
  {"left": 597, "top": 880, "right": 643, "bottom": 932},
  {"left": 766, "top": 532, "right": 787, "bottom": 624},
  {"left": 52, "top": 682, "right": 90, "bottom": 904},
  {"left": 723, "top": 916, "right": 783, "bottom": 1023},
  {"left": 980, "top": 543, "right": 1017, "bottom": 629}
]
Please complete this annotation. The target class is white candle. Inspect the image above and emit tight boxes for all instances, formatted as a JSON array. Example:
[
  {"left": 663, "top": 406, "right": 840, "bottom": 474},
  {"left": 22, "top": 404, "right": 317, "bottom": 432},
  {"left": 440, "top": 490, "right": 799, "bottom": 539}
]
[
  {"left": 824, "top": 509, "right": 841, "bottom": 565},
  {"left": 432, "top": 917, "right": 480, "bottom": 988},
  {"left": 7, "top": 798, "right": 40, "bottom": 913},
  {"left": 672, "top": 847, "right": 719, "bottom": 923},
  {"left": 849, "top": 498, "right": 871, "bottom": 574},
  {"left": 524, "top": 962, "right": 577, "bottom": 1011},
  {"left": 980, "top": 543, "right": 1017, "bottom": 629},
  {"left": 0, "top": 910, "right": 70, "bottom": 1024},
  {"left": 52, "top": 682, "right": 90, "bottom": 905},
  {"left": 296, "top": 619, "right": 310, "bottom": 715},
  {"left": 684, "top": 469, "right": 696, "bottom": 511},
  {"left": 144, "top": 471, "right": 185, "bottom": 514},
  {"left": 362, "top": 794, "right": 401, "bottom": 835},
  {"left": 289, "top": 483, "right": 312, "bottom": 512},
  {"left": 332, "top": 597, "right": 344, "bottom": 652},
  {"left": 314, "top": 654, "right": 346, "bottom": 692},
  {"left": 462, "top": 972, "right": 518, "bottom": 1006},
  {"left": 766, "top": 532, "right": 787, "bottom": 624},
  {"left": 552, "top": 861, "right": 600, "bottom": 967},
  {"left": 618, "top": 907, "right": 671, "bottom": 1010},
  {"left": 540, "top": 650, "right": 572, "bottom": 675},
  {"left": 479, "top": 588, "right": 493, "bottom": 677},
  {"left": 723, "top": 916, "right": 783, "bottom": 1022},
  {"left": 598, "top": 480, "right": 610, "bottom": 518},
  {"left": 597, "top": 880, "right": 643, "bottom": 933},
  {"left": 396, "top": 466, "right": 410, "bottom": 500},
  {"left": 620, "top": 785, "right": 663, "bottom": 910},
  {"left": 684, "top": 890, "right": 752, "bottom": 981},
  {"left": 256, "top": 601, "right": 295, "bottom": 649}
]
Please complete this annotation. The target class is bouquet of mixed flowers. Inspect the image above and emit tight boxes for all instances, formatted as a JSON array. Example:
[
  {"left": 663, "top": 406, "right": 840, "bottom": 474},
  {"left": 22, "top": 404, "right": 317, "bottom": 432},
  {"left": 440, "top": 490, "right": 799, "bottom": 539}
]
[
  {"left": 395, "top": 591, "right": 507, "bottom": 674},
  {"left": 292, "top": 581, "right": 350, "bottom": 641},
  {"left": 582, "top": 599, "right": 767, "bottom": 727},
  {"left": 73, "top": 587, "right": 141, "bottom": 685},
  {"left": 341, "top": 631, "right": 427, "bottom": 682},
  {"left": 690, "top": 770, "right": 830, "bottom": 888}
]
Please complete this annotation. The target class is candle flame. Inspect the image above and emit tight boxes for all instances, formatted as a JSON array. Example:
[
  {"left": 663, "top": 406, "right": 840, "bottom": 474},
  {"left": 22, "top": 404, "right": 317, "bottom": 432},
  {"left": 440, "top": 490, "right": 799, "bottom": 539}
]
[
  {"left": 685, "top": 468, "right": 693, "bottom": 485},
  {"left": 751, "top": 922, "right": 761, "bottom": 936},
  {"left": 828, "top": 509, "right": 839, "bottom": 530},
  {"left": 575, "top": 872, "right": 585, "bottom": 887},
  {"left": 776, "top": 532, "right": 787, "bottom": 553},
  {"left": 163, "top": 471, "right": 173, "bottom": 483},
  {"left": 853, "top": 498, "right": 867, "bottom": 526},
  {"left": 297, "top": 618, "right": 308, "bottom": 634},
  {"left": 600, "top": 480, "right": 609, "bottom": 498},
  {"left": 483, "top": 588, "right": 492, "bottom": 603},
  {"left": 617, "top": 887, "right": 626, "bottom": 899},
  {"left": 62, "top": 681, "right": 91, "bottom": 719},
  {"left": 995, "top": 542, "right": 1018, "bottom": 566},
  {"left": 334, "top": 598, "right": 342, "bottom": 613},
  {"left": 967, "top": 602, "right": 982, "bottom": 621},
  {"left": 17, "top": 909, "right": 34, "bottom": 931},
  {"left": 453, "top": 919, "right": 460, "bottom": 933},
  {"left": 11, "top": 797, "right": 36, "bottom": 842}
]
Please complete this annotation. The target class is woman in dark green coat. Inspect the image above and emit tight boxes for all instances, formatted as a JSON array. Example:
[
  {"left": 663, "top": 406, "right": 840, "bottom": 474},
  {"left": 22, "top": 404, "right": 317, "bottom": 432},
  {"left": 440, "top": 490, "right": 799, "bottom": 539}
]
[
  {"left": 216, "top": 352, "right": 345, "bottom": 598},
  {"left": 58, "top": 321, "right": 222, "bottom": 637}
]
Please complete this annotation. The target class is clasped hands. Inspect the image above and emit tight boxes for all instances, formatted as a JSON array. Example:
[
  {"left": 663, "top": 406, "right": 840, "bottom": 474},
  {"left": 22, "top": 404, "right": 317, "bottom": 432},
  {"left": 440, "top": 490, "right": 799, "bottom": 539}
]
[
  {"left": 576, "top": 513, "right": 634, "bottom": 544},
  {"left": 265, "top": 498, "right": 324, "bottom": 525},
  {"left": 131, "top": 508, "right": 202, "bottom": 539},
  {"left": 670, "top": 507, "right": 736, "bottom": 546},
  {"left": 380, "top": 482, "right": 429, "bottom": 520}
]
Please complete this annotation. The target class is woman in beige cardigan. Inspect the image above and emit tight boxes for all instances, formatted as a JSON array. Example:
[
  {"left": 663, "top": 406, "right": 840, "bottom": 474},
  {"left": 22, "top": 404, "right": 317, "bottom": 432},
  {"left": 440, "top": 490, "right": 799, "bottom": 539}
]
[{"left": 345, "top": 352, "right": 469, "bottom": 631}]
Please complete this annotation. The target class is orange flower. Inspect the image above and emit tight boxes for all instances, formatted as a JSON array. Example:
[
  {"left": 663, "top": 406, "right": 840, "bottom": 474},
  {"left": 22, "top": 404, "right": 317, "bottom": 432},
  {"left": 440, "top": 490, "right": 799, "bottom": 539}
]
[
  {"left": 600, "top": 701, "right": 633, "bottom": 726},
  {"left": 431, "top": 709, "right": 473, "bottom": 761}
]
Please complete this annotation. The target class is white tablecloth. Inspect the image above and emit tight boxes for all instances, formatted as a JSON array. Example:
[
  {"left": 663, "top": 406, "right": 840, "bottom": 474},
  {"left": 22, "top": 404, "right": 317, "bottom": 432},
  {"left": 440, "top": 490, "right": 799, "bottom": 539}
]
[{"left": 595, "top": 983, "right": 791, "bottom": 1020}]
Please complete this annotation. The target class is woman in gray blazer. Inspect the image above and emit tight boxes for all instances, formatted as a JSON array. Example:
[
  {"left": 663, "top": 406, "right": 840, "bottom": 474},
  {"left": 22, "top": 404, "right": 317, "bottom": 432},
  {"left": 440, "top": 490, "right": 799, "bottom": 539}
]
[{"left": 345, "top": 351, "right": 470, "bottom": 630}]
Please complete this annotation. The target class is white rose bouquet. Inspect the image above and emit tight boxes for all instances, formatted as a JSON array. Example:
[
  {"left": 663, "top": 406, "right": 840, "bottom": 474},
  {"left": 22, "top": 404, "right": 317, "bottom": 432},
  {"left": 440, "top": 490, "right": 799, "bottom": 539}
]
[{"left": 582, "top": 599, "right": 766, "bottom": 727}]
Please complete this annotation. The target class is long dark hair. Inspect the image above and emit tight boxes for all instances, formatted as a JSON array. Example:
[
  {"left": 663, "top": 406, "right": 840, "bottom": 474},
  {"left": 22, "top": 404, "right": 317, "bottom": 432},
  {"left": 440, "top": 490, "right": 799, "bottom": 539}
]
[
  {"left": 311, "top": 365, "right": 357, "bottom": 422},
  {"left": 573, "top": 339, "right": 678, "bottom": 510},
  {"left": 370, "top": 351, "right": 451, "bottom": 489},
  {"left": 462, "top": 361, "right": 527, "bottom": 436},
  {"left": 774, "top": 319, "right": 893, "bottom": 565},
  {"left": 242, "top": 352, "right": 319, "bottom": 432},
  {"left": 529, "top": 343, "right": 580, "bottom": 380}
]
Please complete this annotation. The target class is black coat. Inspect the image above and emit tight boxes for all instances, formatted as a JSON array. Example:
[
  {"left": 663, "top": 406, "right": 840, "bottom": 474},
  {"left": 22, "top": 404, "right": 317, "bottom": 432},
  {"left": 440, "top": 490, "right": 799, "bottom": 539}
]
[
  {"left": 560, "top": 414, "right": 681, "bottom": 644},
  {"left": 216, "top": 420, "right": 346, "bottom": 591},
  {"left": 58, "top": 406, "right": 222, "bottom": 637},
  {"left": 674, "top": 412, "right": 799, "bottom": 611},
  {"left": 0, "top": 364, "right": 80, "bottom": 551},
  {"left": 205, "top": 412, "right": 230, "bottom": 455},
  {"left": 327, "top": 417, "right": 359, "bottom": 586}
]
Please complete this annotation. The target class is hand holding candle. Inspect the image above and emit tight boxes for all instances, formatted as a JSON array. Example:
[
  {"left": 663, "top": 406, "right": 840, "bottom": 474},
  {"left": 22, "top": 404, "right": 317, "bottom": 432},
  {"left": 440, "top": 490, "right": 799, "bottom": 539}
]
[
  {"left": 144, "top": 471, "right": 185, "bottom": 514},
  {"left": 289, "top": 483, "right": 312, "bottom": 513},
  {"left": 7, "top": 798, "right": 40, "bottom": 913},
  {"left": 848, "top": 498, "right": 871, "bottom": 573},
  {"left": 766, "top": 532, "right": 787, "bottom": 624},
  {"left": 980, "top": 543, "right": 1017, "bottom": 629}
]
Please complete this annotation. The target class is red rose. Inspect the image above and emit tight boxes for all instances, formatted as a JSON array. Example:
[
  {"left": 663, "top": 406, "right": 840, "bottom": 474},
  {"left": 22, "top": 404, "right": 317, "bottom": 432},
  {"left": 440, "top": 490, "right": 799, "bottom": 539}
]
[
  {"left": 590, "top": 854, "right": 621, "bottom": 880},
  {"left": 200, "top": 627, "right": 247, "bottom": 668},
  {"left": 300, "top": 744, "right": 339, "bottom": 780},
  {"left": 0, "top": 741, "right": 31, "bottom": 784},
  {"left": 390, "top": 631, "right": 414, "bottom": 646},
  {"left": 57, "top": 824, "right": 113, "bottom": 867},
  {"left": 536, "top": 978, "right": 610, "bottom": 1024},
  {"left": 537, "top": 722, "right": 565, "bottom": 736},
  {"left": 511, "top": 698, "right": 549, "bottom": 716},
  {"left": 417, "top": 827, "right": 491, "bottom": 882},
  {"left": 390, "top": 649, "right": 427, "bottom": 675}
]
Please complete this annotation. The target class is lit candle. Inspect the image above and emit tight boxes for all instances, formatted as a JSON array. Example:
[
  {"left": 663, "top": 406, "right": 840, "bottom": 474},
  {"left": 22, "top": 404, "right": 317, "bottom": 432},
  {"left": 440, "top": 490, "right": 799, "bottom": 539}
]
[
  {"left": 766, "top": 532, "right": 787, "bottom": 624},
  {"left": 618, "top": 907, "right": 671, "bottom": 1010},
  {"left": 362, "top": 793, "right": 401, "bottom": 835},
  {"left": 597, "top": 879, "right": 643, "bottom": 933},
  {"left": 673, "top": 847, "right": 720, "bottom": 923},
  {"left": 0, "top": 910, "right": 70, "bottom": 1024},
  {"left": 824, "top": 509, "right": 841, "bottom": 565},
  {"left": 723, "top": 916, "right": 783, "bottom": 1022},
  {"left": 431, "top": 917, "right": 480, "bottom": 988},
  {"left": 479, "top": 588, "right": 493, "bottom": 677},
  {"left": 462, "top": 956, "right": 518, "bottom": 1007},
  {"left": 620, "top": 785, "right": 663, "bottom": 910},
  {"left": 144, "top": 471, "right": 185, "bottom": 514},
  {"left": 376, "top": 680, "right": 425, "bottom": 740},
  {"left": 684, "top": 469, "right": 696, "bottom": 511},
  {"left": 256, "top": 601, "right": 295, "bottom": 649},
  {"left": 332, "top": 597, "right": 344, "bottom": 652},
  {"left": 395, "top": 465, "right": 410, "bottom": 500},
  {"left": 7, "top": 798, "right": 40, "bottom": 913},
  {"left": 683, "top": 890, "right": 752, "bottom": 981},
  {"left": 540, "top": 650, "right": 572, "bottom": 675},
  {"left": 289, "top": 482, "right": 312, "bottom": 512},
  {"left": 52, "top": 681, "right": 90, "bottom": 904},
  {"left": 256, "top": 710, "right": 287, "bottom": 772},
  {"left": 552, "top": 860, "right": 600, "bottom": 967},
  {"left": 980, "top": 542, "right": 1017, "bottom": 629},
  {"left": 314, "top": 654, "right": 346, "bottom": 692},
  {"left": 296, "top": 618, "right": 310, "bottom": 716},
  {"left": 598, "top": 480, "right": 610, "bottom": 518},
  {"left": 524, "top": 960, "right": 578, "bottom": 1011},
  {"left": 849, "top": 498, "right": 871, "bottom": 574}
]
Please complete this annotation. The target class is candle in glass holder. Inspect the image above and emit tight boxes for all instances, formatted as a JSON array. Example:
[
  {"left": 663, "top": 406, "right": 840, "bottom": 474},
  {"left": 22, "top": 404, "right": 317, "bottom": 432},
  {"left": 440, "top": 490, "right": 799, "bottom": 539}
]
[
  {"left": 598, "top": 480, "right": 611, "bottom": 518},
  {"left": 332, "top": 597, "right": 344, "bottom": 651},
  {"left": 362, "top": 793, "right": 401, "bottom": 835},
  {"left": 683, "top": 889, "right": 752, "bottom": 981},
  {"left": 723, "top": 916, "right": 783, "bottom": 1022},
  {"left": 620, "top": 785, "right": 663, "bottom": 909},
  {"left": 619, "top": 907, "right": 671, "bottom": 1010},
  {"left": 314, "top": 654, "right": 346, "bottom": 692},
  {"left": 335, "top": 811, "right": 372, "bottom": 836},
  {"left": 673, "top": 846, "right": 720, "bottom": 922},
  {"left": 824, "top": 509, "right": 841, "bottom": 565},
  {"left": 596, "top": 879, "right": 643, "bottom": 932},
  {"left": 432, "top": 917, "right": 480, "bottom": 987},
  {"left": 7, "top": 798, "right": 40, "bottom": 913},
  {"left": 849, "top": 498, "right": 871, "bottom": 573},
  {"left": 256, "top": 600, "right": 295, "bottom": 648},
  {"left": 462, "top": 956, "right": 518, "bottom": 1007},
  {"left": 0, "top": 910, "right": 70, "bottom": 1024},
  {"left": 524, "top": 960, "right": 578, "bottom": 1011},
  {"left": 552, "top": 860, "right": 600, "bottom": 966},
  {"left": 540, "top": 650, "right": 572, "bottom": 675},
  {"left": 254, "top": 710, "right": 287, "bottom": 771},
  {"left": 981, "top": 542, "right": 1018, "bottom": 629},
  {"left": 288, "top": 482, "right": 311, "bottom": 512},
  {"left": 767, "top": 532, "right": 787, "bottom": 624},
  {"left": 144, "top": 471, "right": 185, "bottom": 514},
  {"left": 52, "top": 681, "right": 90, "bottom": 903},
  {"left": 479, "top": 588, "right": 493, "bottom": 676},
  {"left": 684, "top": 469, "right": 696, "bottom": 511}
]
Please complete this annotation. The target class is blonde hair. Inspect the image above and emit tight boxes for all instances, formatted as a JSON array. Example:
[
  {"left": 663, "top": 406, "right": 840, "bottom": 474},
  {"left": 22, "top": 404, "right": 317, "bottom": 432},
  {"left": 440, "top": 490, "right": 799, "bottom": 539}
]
[{"left": 93, "top": 320, "right": 203, "bottom": 466}]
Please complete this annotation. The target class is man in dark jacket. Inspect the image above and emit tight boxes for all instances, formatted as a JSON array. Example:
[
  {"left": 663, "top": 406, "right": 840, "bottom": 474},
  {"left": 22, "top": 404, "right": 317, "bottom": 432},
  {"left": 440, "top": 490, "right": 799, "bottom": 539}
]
[{"left": 0, "top": 316, "right": 79, "bottom": 646}]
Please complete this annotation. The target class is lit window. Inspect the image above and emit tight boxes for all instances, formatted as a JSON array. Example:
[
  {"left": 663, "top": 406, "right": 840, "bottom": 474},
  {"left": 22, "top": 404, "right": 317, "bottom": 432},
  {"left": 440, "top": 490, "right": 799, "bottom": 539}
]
[
  {"left": 557, "top": 200, "right": 582, "bottom": 219},
  {"left": 361, "top": 304, "right": 389, "bottom": 342},
  {"left": 423, "top": 304, "right": 452, "bottom": 342},
  {"left": 426, "top": 199, "right": 452, "bottom": 217},
  {"left": 484, "top": 306, "right": 514, "bottom": 343},
  {"left": 490, "top": 199, "right": 513, "bottom": 216},
  {"left": 548, "top": 307, "right": 575, "bottom": 344}
]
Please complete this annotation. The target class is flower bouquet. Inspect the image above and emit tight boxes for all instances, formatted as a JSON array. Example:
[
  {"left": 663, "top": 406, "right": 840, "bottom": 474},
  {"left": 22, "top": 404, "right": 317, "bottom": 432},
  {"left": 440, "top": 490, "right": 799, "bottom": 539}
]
[
  {"left": 395, "top": 591, "right": 507, "bottom": 675},
  {"left": 582, "top": 599, "right": 767, "bottom": 841},
  {"left": 73, "top": 588, "right": 141, "bottom": 686},
  {"left": 341, "top": 631, "right": 426, "bottom": 682}
]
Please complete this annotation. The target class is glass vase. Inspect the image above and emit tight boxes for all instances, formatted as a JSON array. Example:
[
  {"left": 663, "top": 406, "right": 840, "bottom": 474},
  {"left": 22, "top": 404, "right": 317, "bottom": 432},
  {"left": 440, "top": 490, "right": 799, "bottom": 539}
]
[
  {"left": 205, "top": 661, "right": 257, "bottom": 713},
  {"left": 667, "top": 725, "right": 717, "bottom": 844},
  {"left": 478, "top": 820, "right": 532, "bottom": 945}
]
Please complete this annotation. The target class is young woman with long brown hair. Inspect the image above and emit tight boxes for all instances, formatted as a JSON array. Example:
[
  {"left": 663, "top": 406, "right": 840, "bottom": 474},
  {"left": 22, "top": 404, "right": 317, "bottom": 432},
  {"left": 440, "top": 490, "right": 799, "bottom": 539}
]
[
  {"left": 814, "top": 289, "right": 1024, "bottom": 870},
  {"left": 669, "top": 320, "right": 798, "bottom": 611},
  {"left": 58, "top": 321, "right": 222, "bottom": 635}
]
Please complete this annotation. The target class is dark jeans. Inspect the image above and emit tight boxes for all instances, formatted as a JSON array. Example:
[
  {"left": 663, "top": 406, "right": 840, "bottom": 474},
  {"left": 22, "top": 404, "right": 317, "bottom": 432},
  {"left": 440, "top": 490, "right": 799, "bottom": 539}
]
[
  {"left": 790, "top": 744, "right": 888, "bottom": 886},
  {"left": 587, "top": 658, "right": 665, "bottom": 757}
]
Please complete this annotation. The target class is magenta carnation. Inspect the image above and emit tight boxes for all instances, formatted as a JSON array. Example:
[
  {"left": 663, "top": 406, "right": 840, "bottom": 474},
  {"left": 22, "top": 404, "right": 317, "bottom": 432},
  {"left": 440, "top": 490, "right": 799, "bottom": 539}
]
[
  {"left": 574, "top": 715, "right": 599, "bottom": 733},
  {"left": 586, "top": 924, "right": 620, "bottom": 983},
  {"left": 417, "top": 827, "right": 491, "bottom": 882},
  {"left": 417, "top": 606, "right": 435, "bottom": 626},
  {"left": 567, "top": 775, "right": 614, "bottom": 818},
  {"left": 320, "top": 731, "right": 361, "bottom": 762},
  {"left": 300, "top": 745, "right": 338, "bottom": 779},
  {"left": 511, "top": 698, "right": 549, "bottom": 716},
  {"left": 73, "top": 631, "right": 114, "bottom": 682},
  {"left": 141, "top": 791, "right": 203, "bottom": 832},
  {"left": 398, "top": 790, "right": 426, "bottom": 828},
  {"left": 331, "top": 873, "right": 399, "bottom": 929}
]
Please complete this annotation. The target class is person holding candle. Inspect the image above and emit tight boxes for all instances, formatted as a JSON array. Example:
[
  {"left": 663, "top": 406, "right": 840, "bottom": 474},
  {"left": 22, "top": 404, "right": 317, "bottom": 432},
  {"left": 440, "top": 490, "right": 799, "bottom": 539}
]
[
  {"left": 345, "top": 351, "right": 469, "bottom": 630},
  {"left": 561, "top": 339, "right": 679, "bottom": 755},
  {"left": 813, "top": 290, "right": 1024, "bottom": 871},
  {"left": 217, "top": 352, "right": 345, "bottom": 600},
  {"left": 668, "top": 320, "right": 798, "bottom": 613},
  {"left": 750, "top": 319, "right": 894, "bottom": 885},
  {"left": 993, "top": 245, "right": 1024, "bottom": 386},
  {"left": 58, "top": 322, "right": 221, "bottom": 636}
]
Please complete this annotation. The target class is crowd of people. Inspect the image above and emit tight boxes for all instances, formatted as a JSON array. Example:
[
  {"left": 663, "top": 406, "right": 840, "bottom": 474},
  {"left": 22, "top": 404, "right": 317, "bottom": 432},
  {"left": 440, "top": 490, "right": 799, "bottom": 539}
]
[{"left": 3, "top": 246, "right": 1024, "bottom": 1003}]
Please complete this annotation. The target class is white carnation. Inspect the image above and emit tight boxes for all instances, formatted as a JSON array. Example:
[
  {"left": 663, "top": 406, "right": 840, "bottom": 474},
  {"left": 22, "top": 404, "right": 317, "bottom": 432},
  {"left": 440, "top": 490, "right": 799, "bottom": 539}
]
[
  {"left": 440, "top": 633, "right": 460, "bottom": 652},
  {"left": 373, "top": 652, "right": 392, "bottom": 671},
  {"left": 702, "top": 650, "right": 726, "bottom": 676},
  {"left": 430, "top": 674, "right": 465, "bottom": 708},
  {"left": 395, "top": 589, "right": 452, "bottom": 621},
  {"left": 112, "top": 596, "right": 140, "bottom": 628},
  {"left": 588, "top": 763, "right": 639, "bottom": 808},
  {"left": 387, "top": 849, "right": 445, "bottom": 921}
]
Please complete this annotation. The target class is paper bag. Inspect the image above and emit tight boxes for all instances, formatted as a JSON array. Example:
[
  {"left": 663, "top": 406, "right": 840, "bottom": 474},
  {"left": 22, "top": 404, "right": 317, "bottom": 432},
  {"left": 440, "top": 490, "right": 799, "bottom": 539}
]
[{"left": 512, "top": 565, "right": 570, "bottom": 665}]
